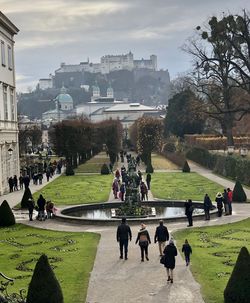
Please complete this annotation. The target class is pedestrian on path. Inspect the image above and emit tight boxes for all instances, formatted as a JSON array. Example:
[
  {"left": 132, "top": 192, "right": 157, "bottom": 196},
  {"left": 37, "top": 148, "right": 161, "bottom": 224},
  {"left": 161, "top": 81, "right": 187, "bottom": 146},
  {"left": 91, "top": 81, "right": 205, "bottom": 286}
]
[
  {"left": 116, "top": 217, "right": 132, "bottom": 260},
  {"left": 204, "top": 193, "right": 212, "bottom": 220},
  {"left": 185, "top": 199, "right": 194, "bottom": 227},
  {"left": 135, "top": 223, "right": 151, "bottom": 262},
  {"left": 215, "top": 192, "right": 223, "bottom": 217},
  {"left": 146, "top": 173, "right": 151, "bottom": 190},
  {"left": 8, "top": 177, "right": 14, "bottom": 193},
  {"left": 154, "top": 220, "right": 169, "bottom": 256},
  {"left": 37, "top": 194, "right": 46, "bottom": 221},
  {"left": 119, "top": 183, "right": 126, "bottom": 201},
  {"left": 227, "top": 188, "right": 233, "bottom": 215},
  {"left": 182, "top": 239, "right": 192, "bottom": 266},
  {"left": 27, "top": 197, "right": 35, "bottom": 221},
  {"left": 223, "top": 189, "right": 229, "bottom": 215},
  {"left": 112, "top": 179, "right": 119, "bottom": 199},
  {"left": 19, "top": 175, "right": 23, "bottom": 190},
  {"left": 140, "top": 182, "right": 148, "bottom": 201},
  {"left": 163, "top": 239, "right": 177, "bottom": 283}
]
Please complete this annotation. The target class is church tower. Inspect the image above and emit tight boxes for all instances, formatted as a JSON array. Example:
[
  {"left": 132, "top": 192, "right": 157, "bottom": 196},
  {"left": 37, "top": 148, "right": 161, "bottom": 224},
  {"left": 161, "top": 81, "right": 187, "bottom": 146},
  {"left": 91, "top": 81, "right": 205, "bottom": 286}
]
[{"left": 107, "top": 83, "right": 114, "bottom": 98}]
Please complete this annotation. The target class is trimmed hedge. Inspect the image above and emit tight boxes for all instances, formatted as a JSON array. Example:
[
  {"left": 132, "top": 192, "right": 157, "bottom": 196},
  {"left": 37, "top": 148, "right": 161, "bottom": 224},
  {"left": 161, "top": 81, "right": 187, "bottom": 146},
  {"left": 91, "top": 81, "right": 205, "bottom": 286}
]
[
  {"left": 233, "top": 180, "right": 247, "bottom": 202},
  {"left": 186, "top": 147, "right": 250, "bottom": 186},
  {"left": 0, "top": 200, "right": 15, "bottom": 227},
  {"left": 182, "top": 161, "right": 190, "bottom": 173},
  {"left": 161, "top": 151, "right": 186, "bottom": 168},
  {"left": 101, "top": 163, "right": 110, "bottom": 175}
]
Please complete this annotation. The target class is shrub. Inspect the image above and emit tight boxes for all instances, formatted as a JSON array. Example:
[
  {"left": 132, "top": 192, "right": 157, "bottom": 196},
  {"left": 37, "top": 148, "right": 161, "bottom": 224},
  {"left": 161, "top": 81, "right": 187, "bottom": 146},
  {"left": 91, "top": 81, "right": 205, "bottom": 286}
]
[
  {"left": 182, "top": 160, "right": 190, "bottom": 173},
  {"left": 0, "top": 200, "right": 15, "bottom": 227},
  {"left": 146, "top": 163, "right": 154, "bottom": 173},
  {"left": 163, "top": 142, "right": 176, "bottom": 153},
  {"left": 101, "top": 163, "right": 110, "bottom": 175},
  {"left": 21, "top": 187, "right": 33, "bottom": 209},
  {"left": 161, "top": 151, "right": 186, "bottom": 168},
  {"left": 26, "top": 254, "right": 64, "bottom": 303},
  {"left": 224, "top": 247, "right": 250, "bottom": 303},
  {"left": 65, "top": 165, "right": 75, "bottom": 176},
  {"left": 232, "top": 180, "right": 247, "bottom": 202}
]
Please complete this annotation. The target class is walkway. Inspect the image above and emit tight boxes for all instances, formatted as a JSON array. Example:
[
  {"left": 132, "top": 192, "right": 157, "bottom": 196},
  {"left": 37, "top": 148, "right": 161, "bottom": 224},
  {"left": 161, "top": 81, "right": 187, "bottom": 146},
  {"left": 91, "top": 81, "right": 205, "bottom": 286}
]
[{"left": 5, "top": 157, "right": 250, "bottom": 303}]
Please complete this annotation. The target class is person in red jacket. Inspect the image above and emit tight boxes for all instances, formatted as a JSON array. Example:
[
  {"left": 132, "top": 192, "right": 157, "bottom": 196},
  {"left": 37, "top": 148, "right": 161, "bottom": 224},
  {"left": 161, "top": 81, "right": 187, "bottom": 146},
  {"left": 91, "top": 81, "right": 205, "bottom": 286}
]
[{"left": 227, "top": 188, "right": 233, "bottom": 215}]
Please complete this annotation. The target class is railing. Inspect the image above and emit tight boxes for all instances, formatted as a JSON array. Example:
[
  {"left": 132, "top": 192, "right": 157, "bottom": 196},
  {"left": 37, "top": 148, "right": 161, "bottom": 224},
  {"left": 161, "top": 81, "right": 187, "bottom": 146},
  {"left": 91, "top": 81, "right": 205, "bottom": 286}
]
[{"left": 0, "top": 272, "right": 26, "bottom": 303}]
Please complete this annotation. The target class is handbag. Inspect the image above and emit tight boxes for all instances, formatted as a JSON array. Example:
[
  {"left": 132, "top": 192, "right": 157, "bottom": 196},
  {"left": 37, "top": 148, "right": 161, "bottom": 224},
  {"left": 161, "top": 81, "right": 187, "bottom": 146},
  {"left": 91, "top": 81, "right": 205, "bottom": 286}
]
[{"left": 160, "top": 255, "right": 166, "bottom": 264}]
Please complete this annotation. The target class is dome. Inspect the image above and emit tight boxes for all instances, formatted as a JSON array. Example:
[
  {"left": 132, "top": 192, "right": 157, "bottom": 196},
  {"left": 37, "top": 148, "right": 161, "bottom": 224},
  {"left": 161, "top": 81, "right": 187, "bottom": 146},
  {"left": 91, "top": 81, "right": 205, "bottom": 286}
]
[{"left": 55, "top": 86, "right": 73, "bottom": 103}]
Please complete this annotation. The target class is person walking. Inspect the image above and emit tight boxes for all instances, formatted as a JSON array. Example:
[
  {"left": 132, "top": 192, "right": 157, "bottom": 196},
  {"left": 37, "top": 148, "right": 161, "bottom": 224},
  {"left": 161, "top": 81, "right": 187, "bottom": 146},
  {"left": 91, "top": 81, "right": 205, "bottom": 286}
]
[
  {"left": 135, "top": 223, "right": 151, "bottom": 262},
  {"left": 154, "top": 220, "right": 169, "bottom": 256},
  {"left": 227, "top": 188, "right": 233, "bottom": 215},
  {"left": 112, "top": 179, "right": 119, "bottom": 199},
  {"left": 13, "top": 175, "right": 18, "bottom": 191},
  {"left": 119, "top": 183, "right": 126, "bottom": 201},
  {"left": 185, "top": 199, "right": 194, "bottom": 227},
  {"left": 19, "top": 175, "right": 24, "bottom": 190},
  {"left": 204, "top": 193, "right": 212, "bottom": 220},
  {"left": 27, "top": 197, "right": 35, "bottom": 221},
  {"left": 116, "top": 217, "right": 132, "bottom": 260},
  {"left": 146, "top": 173, "right": 151, "bottom": 190},
  {"left": 223, "top": 189, "right": 229, "bottom": 215},
  {"left": 182, "top": 239, "right": 192, "bottom": 266},
  {"left": 8, "top": 177, "right": 14, "bottom": 193},
  {"left": 37, "top": 194, "right": 46, "bottom": 221},
  {"left": 215, "top": 192, "right": 223, "bottom": 217},
  {"left": 163, "top": 239, "right": 178, "bottom": 283},
  {"left": 140, "top": 182, "right": 148, "bottom": 201}
]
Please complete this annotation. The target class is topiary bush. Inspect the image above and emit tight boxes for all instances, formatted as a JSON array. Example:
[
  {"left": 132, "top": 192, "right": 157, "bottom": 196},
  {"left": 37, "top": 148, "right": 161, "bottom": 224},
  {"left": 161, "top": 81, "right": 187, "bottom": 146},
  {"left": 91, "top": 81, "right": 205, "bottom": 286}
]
[
  {"left": 101, "top": 163, "right": 110, "bottom": 175},
  {"left": 182, "top": 160, "right": 190, "bottom": 173},
  {"left": 0, "top": 200, "right": 15, "bottom": 227},
  {"left": 232, "top": 180, "right": 247, "bottom": 202},
  {"left": 224, "top": 247, "right": 250, "bottom": 303},
  {"left": 26, "top": 254, "right": 64, "bottom": 303},
  {"left": 146, "top": 163, "right": 154, "bottom": 173},
  {"left": 21, "top": 187, "right": 33, "bottom": 209},
  {"left": 65, "top": 165, "right": 75, "bottom": 176}
]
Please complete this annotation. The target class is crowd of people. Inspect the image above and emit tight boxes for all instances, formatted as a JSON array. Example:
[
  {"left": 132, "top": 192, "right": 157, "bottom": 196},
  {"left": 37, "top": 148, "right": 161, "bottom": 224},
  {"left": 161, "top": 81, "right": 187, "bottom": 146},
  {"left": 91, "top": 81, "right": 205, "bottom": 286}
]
[
  {"left": 27, "top": 194, "right": 56, "bottom": 222},
  {"left": 117, "top": 218, "right": 191, "bottom": 284}
]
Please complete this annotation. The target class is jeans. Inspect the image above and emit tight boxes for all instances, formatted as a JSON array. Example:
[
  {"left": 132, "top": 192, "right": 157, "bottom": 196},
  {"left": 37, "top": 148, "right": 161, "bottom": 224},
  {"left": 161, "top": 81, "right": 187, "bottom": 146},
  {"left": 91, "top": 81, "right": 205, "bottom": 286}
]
[
  {"left": 139, "top": 242, "right": 149, "bottom": 260},
  {"left": 119, "top": 239, "right": 128, "bottom": 258}
]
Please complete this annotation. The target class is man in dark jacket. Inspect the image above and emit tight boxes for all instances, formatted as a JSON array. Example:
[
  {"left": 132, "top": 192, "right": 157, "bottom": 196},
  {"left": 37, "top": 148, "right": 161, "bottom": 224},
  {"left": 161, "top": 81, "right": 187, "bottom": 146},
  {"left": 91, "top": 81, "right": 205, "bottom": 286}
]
[
  {"left": 116, "top": 217, "right": 132, "bottom": 260},
  {"left": 204, "top": 193, "right": 212, "bottom": 220},
  {"left": 154, "top": 220, "right": 169, "bottom": 256}
]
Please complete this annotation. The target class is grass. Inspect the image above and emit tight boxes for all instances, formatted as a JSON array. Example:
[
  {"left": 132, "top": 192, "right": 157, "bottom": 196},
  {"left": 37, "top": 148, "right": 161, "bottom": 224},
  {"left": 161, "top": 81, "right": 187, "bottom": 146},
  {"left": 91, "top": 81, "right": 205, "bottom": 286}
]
[
  {"left": 174, "top": 218, "right": 250, "bottom": 303},
  {"left": 32, "top": 174, "right": 113, "bottom": 206},
  {"left": 75, "top": 153, "right": 110, "bottom": 173},
  {"left": 151, "top": 172, "right": 223, "bottom": 201},
  {"left": 151, "top": 153, "right": 179, "bottom": 170},
  {"left": 0, "top": 224, "right": 100, "bottom": 303}
]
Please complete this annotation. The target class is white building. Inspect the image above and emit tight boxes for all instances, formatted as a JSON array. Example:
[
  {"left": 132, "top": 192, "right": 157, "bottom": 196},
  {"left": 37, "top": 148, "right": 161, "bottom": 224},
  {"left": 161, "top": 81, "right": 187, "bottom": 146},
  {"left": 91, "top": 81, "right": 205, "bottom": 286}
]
[{"left": 0, "top": 12, "right": 19, "bottom": 194}]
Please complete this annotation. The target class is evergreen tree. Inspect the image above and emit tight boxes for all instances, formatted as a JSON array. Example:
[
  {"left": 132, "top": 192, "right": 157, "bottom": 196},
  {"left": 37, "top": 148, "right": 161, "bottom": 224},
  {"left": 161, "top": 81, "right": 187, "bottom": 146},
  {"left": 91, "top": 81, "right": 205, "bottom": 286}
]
[
  {"left": 182, "top": 160, "right": 191, "bottom": 173},
  {"left": 224, "top": 247, "right": 250, "bottom": 303},
  {"left": 232, "top": 180, "right": 247, "bottom": 202},
  {"left": 26, "top": 254, "right": 64, "bottom": 303},
  {"left": 101, "top": 163, "right": 110, "bottom": 175},
  {"left": 21, "top": 187, "right": 33, "bottom": 208},
  {"left": 0, "top": 200, "right": 15, "bottom": 227}
]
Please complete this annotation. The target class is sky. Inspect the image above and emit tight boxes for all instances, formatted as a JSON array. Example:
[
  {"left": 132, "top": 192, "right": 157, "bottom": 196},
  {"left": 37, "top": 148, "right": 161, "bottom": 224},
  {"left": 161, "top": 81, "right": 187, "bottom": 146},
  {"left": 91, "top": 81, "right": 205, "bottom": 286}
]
[{"left": 1, "top": 0, "right": 250, "bottom": 92}]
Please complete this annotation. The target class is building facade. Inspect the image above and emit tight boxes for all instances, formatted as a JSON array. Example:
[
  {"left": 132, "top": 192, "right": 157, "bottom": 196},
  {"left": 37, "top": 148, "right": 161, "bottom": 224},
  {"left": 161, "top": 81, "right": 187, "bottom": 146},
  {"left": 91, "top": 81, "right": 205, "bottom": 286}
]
[{"left": 0, "top": 12, "right": 19, "bottom": 195}]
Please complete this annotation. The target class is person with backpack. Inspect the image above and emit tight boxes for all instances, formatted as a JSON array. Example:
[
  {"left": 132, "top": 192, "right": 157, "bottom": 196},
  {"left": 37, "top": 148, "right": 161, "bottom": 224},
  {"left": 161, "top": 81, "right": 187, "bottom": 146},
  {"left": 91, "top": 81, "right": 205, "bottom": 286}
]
[{"left": 135, "top": 223, "right": 151, "bottom": 262}]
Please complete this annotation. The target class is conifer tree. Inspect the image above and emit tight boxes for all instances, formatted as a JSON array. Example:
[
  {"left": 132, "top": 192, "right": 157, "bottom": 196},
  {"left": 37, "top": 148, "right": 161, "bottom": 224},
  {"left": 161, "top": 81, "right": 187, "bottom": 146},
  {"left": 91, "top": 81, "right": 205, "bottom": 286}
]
[
  {"left": 0, "top": 200, "right": 15, "bottom": 226},
  {"left": 232, "top": 180, "right": 247, "bottom": 202}
]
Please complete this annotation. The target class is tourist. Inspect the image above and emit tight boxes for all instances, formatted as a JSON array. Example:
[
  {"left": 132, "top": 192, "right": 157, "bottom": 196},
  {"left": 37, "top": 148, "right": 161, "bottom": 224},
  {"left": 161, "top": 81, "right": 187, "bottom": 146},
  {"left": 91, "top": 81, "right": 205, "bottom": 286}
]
[
  {"left": 140, "top": 182, "right": 148, "bottom": 201},
  {"left": 184, "top": 199, "right": 194, "bottom": 227},
  {"left": 116, "top": 217, "right": 132, "bottom": 260},
  {"left": 203, "top": 193, "right": 212, "bottom": 220},
  {"left": 112, "top": 179, "right": 119, "bottom": 199},
  {"left": 146, "top": 173, "right": 151, "bottom": 190},
  {"left": 19, "top": 175, "right": 24, "bottom": 189},
  {"left": 37, "top": 194, "right": 46, "bottom": 221},
  {"left": 119, "top": 183, "right": 126, "bottom": 201},
  {"left": 23, "top": 175, "right": 30, "bottom": 189},
  {"left": 227, "top": 188, "right": 233, "bottom": 215},
  {"left": 137, "top": 170, "right": 142, "bottom": 181},
  {"left": 135, "top": 223, "right": 151, "bottom": 262},
  {"left": 13, "top": 175, "right": 18, "bottom": 191},
  {"left": 154, "top": 220, "right": 169, "bottom": 256},
  {"left": 8, "top": 176, "right": 14, "bottom": 193},
  {"left": 27, "top": 197, "right": 35, "bottom": 221},
  {"left": 115, "top": 169, "right": 120, "bottom": 180},
  {"left": 38, "top": 172, "right": 43, "bottom": 185},
  {"left": 215, "top": 192, "right": 223, "bottom": 217},
  {"left": 223, "top": 189, "right": 229, "bottom": 215},
  {"left": 182, "top": 239, "right": 192, "bottom": 266},
  {"left": 46, "top": 200, "right": 54, "bottom": 219},
  {"left": 163, "top": 239, "right": 177, "bottom": 283}
]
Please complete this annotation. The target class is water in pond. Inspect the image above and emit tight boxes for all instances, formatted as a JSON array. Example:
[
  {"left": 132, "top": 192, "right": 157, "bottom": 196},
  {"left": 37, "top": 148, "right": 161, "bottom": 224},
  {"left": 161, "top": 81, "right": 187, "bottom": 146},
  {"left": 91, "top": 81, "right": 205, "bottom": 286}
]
[{"left": 66, "top": 206, "right": 204, "bottom": 220}]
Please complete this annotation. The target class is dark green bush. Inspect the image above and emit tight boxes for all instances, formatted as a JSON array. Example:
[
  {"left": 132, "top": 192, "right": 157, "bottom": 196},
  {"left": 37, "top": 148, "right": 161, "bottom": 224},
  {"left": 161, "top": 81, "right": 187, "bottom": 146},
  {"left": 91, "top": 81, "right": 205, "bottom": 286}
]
[
  {"left": 224, "top": 247, "right": 250, "bottom": 303},
  {"left": 26, "top": 254, "right": 64, "bottom": 303},
  {"left": 232, "top": 180, "right": 247, "bottom": 202},
  {"left": 21, "top": 187, "right": 33, "bottom": 209},
  {"left": 182, "top": 160, "right": 190, "bottom": 173},
  {"left": 65, "top": 165, "right": 75, "bottom": 176},
  {"left": 101, "top": 163, "right": 110, "bottom": 175},
  {"left": 146, "top": 163, "right": 154, "bottom": 173},
  {"left": 0, "top": 200, "right": 15, "bottom": 227},
  {"left": 163, "top": 142, "right": 176, "bottom": 153}
]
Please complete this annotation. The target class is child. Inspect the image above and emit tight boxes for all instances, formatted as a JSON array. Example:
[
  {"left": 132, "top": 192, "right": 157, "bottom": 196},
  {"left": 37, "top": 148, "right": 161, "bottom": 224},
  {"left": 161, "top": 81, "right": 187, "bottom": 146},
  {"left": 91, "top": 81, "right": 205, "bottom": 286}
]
[{"left": 182, "top": 239, "right": 192, "bottom": 266}]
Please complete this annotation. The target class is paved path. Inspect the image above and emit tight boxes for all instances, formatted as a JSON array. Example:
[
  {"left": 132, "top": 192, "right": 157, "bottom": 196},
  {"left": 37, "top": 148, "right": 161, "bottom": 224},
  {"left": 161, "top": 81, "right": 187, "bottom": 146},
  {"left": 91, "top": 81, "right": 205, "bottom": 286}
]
[{"left": 6, "top": 157, "right": 250, "bottom": 303}]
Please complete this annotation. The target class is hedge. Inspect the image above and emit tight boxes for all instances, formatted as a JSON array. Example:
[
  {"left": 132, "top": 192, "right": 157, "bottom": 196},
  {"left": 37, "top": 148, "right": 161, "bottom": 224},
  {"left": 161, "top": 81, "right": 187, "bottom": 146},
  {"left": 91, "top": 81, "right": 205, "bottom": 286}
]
[{"left": 186, "top": 147, "right": 250, "bottom": 186}]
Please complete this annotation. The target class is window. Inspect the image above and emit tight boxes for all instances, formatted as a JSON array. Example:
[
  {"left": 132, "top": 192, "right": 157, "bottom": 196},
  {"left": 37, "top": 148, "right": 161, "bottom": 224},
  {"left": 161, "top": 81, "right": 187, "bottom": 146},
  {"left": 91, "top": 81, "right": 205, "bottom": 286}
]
[
  {"left": 8, "top": 46, "right": 12, "bottom": 70},
  {"left": 1, "top": 41, "right": 6, "bottom": 66},
  {"left": 3, "top": 85, "right": 8, "bottom": 120},
  {"left": 10, "top": 89, "right": 15, "bottom": 120}
]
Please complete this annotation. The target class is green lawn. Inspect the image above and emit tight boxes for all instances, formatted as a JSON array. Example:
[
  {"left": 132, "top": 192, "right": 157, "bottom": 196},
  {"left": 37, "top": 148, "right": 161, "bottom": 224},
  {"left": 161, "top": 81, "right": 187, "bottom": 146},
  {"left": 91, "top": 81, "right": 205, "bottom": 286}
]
[
  {"left": 0, "top": 224, "right": 100, "bottom": 303},
  {"left": 32, "top": 174, "right": 112, "bottom": 206},
  {"left": 151, "top": 153, "right": 179, "bottom": 170},
  {"left": 75, "top": 153, "right": 110, "bottom": 173},
  {"left": 174, "top": 219, "right": 250, "bottom": 303},
  {"left": 151, "top": 172, "right": 223, "bottom": 201}
]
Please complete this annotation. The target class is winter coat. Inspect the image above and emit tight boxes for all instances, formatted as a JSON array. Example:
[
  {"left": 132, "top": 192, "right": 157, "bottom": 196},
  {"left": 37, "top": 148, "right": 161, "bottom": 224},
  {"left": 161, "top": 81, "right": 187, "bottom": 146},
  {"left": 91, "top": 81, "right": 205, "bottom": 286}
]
[
  {"left": 204, "top": 195, "right": 212, "bottom": 211},
  {"left": 116, "top": 223, "right": 132, "bottom": 241},
  {"left": 154, "top": 225, "right": 169, "bottom": 243},
  {"left": 163, "top": 243, "right": 177, "bottom": 269},
  {"left": 135, "top": 229, "right": 151, "bottom": 246},
  {"left": 185, "top": 201, "right": 193, "bottom": 216},
  {"left": 215, "top": 197, "right": 223, "bottom": 209},
  {"left": 182, "top": 243, "right": 192, "bottom": 256},
  {"left": 37, "top": 196, "right": 46, "bottom": 211}
]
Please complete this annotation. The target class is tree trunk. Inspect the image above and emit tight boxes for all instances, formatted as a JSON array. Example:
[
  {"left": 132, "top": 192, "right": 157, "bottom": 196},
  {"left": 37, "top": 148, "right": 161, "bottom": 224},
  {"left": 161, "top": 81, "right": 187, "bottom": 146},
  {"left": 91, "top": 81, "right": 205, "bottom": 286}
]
[{"left": 225, "top": 125, "right": 234, "bottom": 147}]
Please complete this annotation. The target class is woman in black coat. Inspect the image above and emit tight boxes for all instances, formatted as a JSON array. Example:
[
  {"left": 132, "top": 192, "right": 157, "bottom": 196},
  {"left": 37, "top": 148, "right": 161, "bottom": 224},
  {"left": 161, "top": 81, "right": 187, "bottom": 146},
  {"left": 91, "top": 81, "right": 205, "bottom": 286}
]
[{"left": 163, "top": 239, "right": 177, "bottom": 283}]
